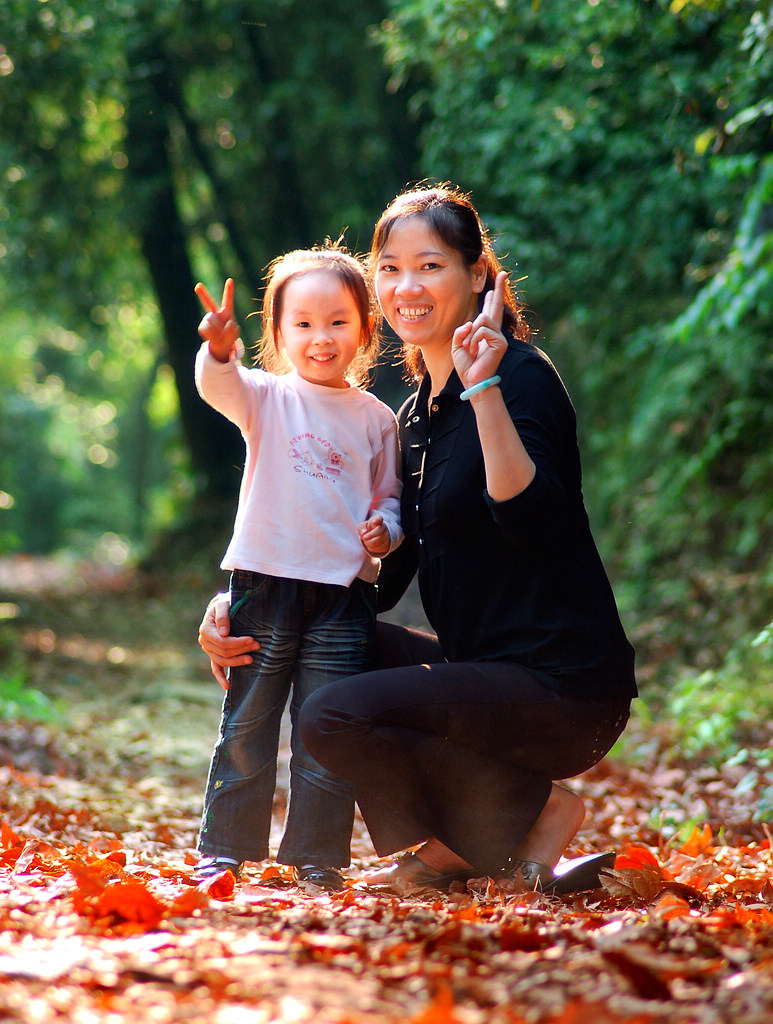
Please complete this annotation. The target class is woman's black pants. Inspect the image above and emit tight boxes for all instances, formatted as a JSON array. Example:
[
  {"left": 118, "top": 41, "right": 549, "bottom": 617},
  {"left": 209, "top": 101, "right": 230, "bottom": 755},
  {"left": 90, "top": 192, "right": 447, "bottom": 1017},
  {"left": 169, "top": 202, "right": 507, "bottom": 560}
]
[{"left": 299, "top": 622, "right": 631, "bottom": 875}]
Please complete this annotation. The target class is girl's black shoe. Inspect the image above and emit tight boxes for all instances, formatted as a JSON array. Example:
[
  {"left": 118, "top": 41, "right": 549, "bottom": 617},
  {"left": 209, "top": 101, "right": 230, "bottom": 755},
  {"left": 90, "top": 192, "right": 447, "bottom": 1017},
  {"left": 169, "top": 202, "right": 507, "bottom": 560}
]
[
  {"left": 293, "top": 864, "right": 346, "bottom": 892},
  {"left": 194, "top": 856, "right": 243, "bottom": 881}
]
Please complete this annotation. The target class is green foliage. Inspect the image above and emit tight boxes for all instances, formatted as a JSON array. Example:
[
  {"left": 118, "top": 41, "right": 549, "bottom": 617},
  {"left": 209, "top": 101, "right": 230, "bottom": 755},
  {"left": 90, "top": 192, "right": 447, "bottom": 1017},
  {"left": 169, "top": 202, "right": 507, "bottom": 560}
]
[
  {"left": 666, "top": 620, "right": 773, "bottom": 771},
  {"left": 599, "top": 153, "right": 773, "bottom": 653},
  {"left": 379, "top": 0, "right": 773, "bottom": 678},
  {"left": 1, "top": 0, "right": 772, "bottom": 755},
  {"left": 380, "top": 0, "right": 746, "bottom": 333},
  {"left": 0, "top": 300, "right": 181, "bottom": 555},
  {"left": 0, "top": 662, "right": 61, "bottom": 725},
  {"left": 0, "top": 0, "right": 419, "bottom": 553}
]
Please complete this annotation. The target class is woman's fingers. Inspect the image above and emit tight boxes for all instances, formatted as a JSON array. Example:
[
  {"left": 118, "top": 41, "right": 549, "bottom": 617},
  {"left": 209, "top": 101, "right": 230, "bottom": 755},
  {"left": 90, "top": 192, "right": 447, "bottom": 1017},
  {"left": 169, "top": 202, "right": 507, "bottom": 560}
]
[
  {"left": 489, "top": 271, "right": 506, "bottom": 327},
  {"left": 473, "top": 272, "right": 507, "bottom": 346},
  {"left": 213, "top": 596, "right": 232, "bottom": 636},
  {"left": 212, "top": 662, "right": 230, "bottom": 691},
  {"left": 454, "top": 274, "right": 508, "bottom": 386}
]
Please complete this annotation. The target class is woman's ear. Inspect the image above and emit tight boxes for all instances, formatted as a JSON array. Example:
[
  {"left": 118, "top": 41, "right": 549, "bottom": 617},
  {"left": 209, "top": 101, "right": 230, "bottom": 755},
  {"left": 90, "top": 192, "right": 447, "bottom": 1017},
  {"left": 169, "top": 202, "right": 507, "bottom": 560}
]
[{"left": 471, "top": 255, "right": 488, "bottom": 293}]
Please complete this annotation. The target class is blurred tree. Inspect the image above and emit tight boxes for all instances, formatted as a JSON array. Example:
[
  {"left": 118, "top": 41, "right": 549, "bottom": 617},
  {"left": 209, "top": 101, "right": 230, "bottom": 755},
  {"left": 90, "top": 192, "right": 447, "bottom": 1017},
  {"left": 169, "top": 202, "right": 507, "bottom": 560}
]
[
  {"left": 377, "top": 0, "right": 772, "bottom": 662},
  {"left": 0, "top": 0, "right": 421, "bottom": 552}
]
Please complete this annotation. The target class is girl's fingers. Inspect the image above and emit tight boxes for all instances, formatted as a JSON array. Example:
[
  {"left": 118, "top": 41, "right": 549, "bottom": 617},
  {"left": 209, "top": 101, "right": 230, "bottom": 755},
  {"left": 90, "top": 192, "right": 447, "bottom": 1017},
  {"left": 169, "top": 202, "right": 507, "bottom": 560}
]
[
  {"left": 195, "top": 279, "right": 235, "bottom": 317},
  {"left": 195, "top": 282, "right": 219, "bottom": 313},
  {"left": 221, "top": 278, "right": 235, "bottom": 317}
]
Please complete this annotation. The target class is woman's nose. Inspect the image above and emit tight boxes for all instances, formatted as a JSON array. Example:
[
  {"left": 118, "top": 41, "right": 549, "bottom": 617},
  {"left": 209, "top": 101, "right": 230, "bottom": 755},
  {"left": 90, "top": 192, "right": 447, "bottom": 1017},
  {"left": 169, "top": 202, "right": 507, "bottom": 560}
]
[{"left": 395, "top": 272, "right": 421, "bottom": 296}]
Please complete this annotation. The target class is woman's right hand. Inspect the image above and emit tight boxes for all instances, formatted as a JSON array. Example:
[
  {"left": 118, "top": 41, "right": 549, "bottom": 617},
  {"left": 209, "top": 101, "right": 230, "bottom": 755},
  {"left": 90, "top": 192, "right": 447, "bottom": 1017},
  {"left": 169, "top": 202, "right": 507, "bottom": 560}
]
[
  {"left": 451, "top": 270, "right": 508, "bottom": 388},
  {"left": 198, "top": 593, "right": 259, "bottom": 690}
]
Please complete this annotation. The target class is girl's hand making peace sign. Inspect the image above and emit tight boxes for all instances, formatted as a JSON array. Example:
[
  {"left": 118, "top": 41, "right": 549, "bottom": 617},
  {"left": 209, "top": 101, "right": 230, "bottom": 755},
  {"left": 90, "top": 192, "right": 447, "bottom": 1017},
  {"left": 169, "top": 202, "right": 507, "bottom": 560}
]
[
  {"left": 195, "top": 278, "right": 242, "bottom": 363},
  {"left": 451, "top": 270, "right": 508, "bottom": 390}
]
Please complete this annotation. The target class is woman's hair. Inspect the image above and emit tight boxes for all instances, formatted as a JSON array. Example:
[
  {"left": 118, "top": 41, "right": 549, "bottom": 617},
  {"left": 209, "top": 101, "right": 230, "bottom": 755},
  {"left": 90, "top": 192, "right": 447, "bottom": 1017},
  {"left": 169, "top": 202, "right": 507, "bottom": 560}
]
[
  {"left": 256, "top": 241, "right": 381, "bottom": 387},
  {"left": 369, "top": 183, "right": 531, "bottom": 381}
]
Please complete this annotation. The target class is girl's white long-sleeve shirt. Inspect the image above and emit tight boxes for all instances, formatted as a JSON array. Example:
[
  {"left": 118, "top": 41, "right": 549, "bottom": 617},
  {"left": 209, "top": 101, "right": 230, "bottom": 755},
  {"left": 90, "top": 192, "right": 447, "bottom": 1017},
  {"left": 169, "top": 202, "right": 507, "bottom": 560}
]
[{"left": 195, "top": 344, "right": 402, "bottom": 586}]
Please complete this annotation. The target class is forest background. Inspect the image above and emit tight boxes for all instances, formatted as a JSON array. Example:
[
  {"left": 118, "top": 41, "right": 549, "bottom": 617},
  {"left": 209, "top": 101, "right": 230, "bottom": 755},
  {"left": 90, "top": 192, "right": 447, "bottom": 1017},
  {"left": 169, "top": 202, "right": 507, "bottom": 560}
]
[{"left": 1, "top": 0, "right": 773, "bottom": 768}]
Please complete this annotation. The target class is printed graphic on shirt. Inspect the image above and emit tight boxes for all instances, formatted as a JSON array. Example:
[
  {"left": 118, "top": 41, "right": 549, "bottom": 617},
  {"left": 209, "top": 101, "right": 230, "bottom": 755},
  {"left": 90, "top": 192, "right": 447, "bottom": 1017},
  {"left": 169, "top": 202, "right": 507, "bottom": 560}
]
[{"left": 288, "top": 432, "right": 348, "bottom": 482}]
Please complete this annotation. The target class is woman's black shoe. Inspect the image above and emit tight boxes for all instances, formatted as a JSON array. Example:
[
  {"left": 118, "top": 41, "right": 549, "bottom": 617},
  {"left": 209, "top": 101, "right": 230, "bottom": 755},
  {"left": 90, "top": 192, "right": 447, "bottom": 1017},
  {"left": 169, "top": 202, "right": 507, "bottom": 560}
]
[
  {"left": 503, "top": 851, "right": 615, "bottom": 894},
  {"left": 362, "top": 852, "right": 474, "bottom": 894}
]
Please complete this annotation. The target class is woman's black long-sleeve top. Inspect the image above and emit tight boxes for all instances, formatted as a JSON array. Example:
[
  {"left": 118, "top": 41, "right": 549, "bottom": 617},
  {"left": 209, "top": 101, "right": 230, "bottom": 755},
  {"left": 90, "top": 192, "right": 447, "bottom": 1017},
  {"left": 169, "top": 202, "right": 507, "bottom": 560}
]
[{"left": 377, "top": 338, "right": 637, "bottom": 700}]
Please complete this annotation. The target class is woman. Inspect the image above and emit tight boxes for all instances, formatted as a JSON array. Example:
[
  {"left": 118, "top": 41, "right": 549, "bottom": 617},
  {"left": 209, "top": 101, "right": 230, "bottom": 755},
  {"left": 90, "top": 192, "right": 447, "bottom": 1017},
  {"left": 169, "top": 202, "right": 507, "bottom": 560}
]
[{"left": 199, "top": 184, "right": 636, "bottom": 894}]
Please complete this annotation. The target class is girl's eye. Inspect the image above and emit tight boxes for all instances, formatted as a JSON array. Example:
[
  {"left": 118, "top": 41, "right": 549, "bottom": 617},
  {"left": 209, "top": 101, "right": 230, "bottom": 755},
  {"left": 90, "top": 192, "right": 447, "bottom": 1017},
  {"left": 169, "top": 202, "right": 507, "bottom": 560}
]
[
  {"left": 333, "top": 319, "right": 347, "bottom": 326},
  {"left": 297, "top": 321, "right": 311, "bottom": 328}
]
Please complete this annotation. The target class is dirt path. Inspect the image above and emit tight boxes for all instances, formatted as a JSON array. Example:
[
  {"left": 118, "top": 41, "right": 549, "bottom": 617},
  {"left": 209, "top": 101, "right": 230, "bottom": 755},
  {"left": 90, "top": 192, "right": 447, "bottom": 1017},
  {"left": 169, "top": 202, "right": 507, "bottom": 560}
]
[{"left": 2, "top": 555, "right": 773, "bottom": 1023}]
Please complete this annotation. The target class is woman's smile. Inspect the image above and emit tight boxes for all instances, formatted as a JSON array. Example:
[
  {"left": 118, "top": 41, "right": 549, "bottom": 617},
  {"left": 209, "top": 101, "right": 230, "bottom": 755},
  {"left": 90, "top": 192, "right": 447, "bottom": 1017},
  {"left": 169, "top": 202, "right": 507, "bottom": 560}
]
[
  {"left": 375, "top": 216, "right": 485, "bottom": 350},
  {"left": 397, "top": 304, "right": 433, "bottom": 321}
]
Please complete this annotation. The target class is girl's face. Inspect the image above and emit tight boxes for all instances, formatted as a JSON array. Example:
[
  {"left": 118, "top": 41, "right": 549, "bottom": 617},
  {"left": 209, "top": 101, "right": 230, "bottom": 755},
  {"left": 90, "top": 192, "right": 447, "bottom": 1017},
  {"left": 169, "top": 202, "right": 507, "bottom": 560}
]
[
  {"left": 374, "top": 216, "right": 486, "bottom": 355},
  {"left": 277, "top": 270, "right": 364, "bottom": 388}
]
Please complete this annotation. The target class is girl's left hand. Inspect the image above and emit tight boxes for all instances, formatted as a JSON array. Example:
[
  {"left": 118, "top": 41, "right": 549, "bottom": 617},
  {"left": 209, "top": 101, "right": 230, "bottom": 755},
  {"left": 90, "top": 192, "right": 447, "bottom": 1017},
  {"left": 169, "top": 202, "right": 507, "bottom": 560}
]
[
  {"left": 451, "top": 270, "right": 508, "bottom": 388},
  {"left": 358, "top": 515, "right": 390, "bottom": 557}
]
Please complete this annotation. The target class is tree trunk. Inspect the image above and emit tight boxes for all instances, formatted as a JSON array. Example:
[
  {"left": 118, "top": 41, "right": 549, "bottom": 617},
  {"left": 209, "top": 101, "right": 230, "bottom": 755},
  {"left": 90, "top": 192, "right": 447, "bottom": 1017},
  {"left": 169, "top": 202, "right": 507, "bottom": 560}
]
[{"left": 124, "top": 32, "right": 242, "bottom": 500}]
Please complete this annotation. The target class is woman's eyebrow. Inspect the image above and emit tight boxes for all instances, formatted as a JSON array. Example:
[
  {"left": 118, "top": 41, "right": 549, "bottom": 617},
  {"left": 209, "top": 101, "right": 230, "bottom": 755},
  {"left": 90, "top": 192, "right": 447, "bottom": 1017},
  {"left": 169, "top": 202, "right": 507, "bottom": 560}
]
[{"left": 379, "top": 249, "right": 446, "bottom": 260}]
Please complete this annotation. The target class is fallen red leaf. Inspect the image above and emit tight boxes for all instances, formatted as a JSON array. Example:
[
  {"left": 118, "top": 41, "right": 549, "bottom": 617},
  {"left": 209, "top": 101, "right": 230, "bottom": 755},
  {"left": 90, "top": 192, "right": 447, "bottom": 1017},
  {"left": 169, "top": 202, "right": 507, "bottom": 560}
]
[
  {"left": 69, "top": 859, "right": 112, "bottom": 898},
  {"left": 615, "top": 843, "right": 665, "bottom": 872},
  {"left": 0, "top": 820, "right": 24, "bottom": 850},
  {"left": 96, "top": 880, "right": 165, "bottom": 929},
  {"left": 652, "top": 891, "right": 692, "bottom": 920},
  {"left": 197, "top": 869, "right": 236, "bottom": 899},
  {"left": 408, "top": 985, "right": 463, "bottom": 1024},
  {"left": 168, "top": 887, "right": 210, "bottom": 916},
  {"left": 678, "top": 823, "right": 714, "bottom": 858}
]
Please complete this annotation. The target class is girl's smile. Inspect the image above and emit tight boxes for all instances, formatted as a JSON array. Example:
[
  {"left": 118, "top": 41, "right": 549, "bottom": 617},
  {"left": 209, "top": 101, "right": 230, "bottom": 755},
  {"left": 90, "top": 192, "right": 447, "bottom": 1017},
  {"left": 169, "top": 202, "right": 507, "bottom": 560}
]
[{"left": 277, "top": 270, "right": 364, "bottom": 388}]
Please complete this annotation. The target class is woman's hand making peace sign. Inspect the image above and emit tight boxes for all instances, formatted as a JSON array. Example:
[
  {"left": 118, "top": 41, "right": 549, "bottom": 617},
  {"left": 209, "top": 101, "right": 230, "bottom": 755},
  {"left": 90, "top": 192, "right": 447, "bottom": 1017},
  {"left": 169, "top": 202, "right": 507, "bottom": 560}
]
[
  {"left": 195, "top": 278, "right": 242, "bottom": 363},
  {"left": 451, "top": 270, "right": 508, "bottom": 390},
  {"left": 450, "top": 269, "right": 536, "bottom": 501}
]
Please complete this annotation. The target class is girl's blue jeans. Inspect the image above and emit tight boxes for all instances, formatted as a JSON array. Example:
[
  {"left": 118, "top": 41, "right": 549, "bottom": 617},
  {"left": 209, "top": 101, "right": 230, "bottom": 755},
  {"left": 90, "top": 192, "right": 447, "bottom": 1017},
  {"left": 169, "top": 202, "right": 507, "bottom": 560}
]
[{"left": 198, "top": 569, "right": 376, "bottom": 867}]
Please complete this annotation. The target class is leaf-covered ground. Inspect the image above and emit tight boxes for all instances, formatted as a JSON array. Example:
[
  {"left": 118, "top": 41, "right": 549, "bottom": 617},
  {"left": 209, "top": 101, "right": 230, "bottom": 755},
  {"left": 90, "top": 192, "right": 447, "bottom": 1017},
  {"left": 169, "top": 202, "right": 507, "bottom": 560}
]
[{"left": 1, "top": 553, "right": 773, "bottom": 1024}]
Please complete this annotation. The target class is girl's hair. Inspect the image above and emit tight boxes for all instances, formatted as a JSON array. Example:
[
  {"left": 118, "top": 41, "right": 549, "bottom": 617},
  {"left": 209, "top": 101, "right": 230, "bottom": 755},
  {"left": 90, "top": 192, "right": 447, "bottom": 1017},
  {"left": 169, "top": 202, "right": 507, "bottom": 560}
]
[
  {"left": 369, "top": 183, "right": 531, "bottom": 381},
  {"left": 257, "top": 241, "right": 381, "bottom": 387}
]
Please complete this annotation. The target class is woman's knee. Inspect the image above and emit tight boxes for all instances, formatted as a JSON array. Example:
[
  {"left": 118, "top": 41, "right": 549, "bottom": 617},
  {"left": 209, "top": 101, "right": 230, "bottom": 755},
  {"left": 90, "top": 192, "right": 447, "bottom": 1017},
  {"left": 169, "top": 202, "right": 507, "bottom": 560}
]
[
  {"left": 298, "top": 685, "right": 347, "bottom": 765},
  {"left": 298, "top": 680, "right": 373, "bottom": 774}
]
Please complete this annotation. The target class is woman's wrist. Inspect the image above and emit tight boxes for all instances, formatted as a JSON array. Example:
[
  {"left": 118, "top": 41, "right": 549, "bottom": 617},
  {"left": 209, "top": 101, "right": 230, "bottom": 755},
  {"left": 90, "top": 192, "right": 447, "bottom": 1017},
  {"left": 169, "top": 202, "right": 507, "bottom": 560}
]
[
  {"left": 460, "top": 375, "right": 501, "bottom": 401},
  {"left": 468, "top": 382, "right": 502, "bottom": 407}
]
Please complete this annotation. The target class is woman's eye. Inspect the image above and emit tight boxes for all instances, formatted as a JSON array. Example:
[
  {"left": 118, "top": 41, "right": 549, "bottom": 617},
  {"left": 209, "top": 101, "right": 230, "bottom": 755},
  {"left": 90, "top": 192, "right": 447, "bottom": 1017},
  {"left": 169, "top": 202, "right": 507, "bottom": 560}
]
[{"left": 378, "top": 264, "right": 397, "bottom": 274}]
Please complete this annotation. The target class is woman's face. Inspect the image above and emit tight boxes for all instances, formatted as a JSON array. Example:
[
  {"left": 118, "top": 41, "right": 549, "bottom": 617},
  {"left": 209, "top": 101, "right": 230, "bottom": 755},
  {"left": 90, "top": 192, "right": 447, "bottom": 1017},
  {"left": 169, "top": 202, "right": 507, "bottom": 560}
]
[{"left": 374, "top": 216, "right": 486, "bottom": 354}]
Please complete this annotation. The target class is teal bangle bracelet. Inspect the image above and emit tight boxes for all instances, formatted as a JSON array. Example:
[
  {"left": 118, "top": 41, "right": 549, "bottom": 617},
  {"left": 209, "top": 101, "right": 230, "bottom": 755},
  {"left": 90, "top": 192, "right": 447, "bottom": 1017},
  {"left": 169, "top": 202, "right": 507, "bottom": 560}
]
[{"left": 460, "top": 375, "right": 501, "bottom": 401}]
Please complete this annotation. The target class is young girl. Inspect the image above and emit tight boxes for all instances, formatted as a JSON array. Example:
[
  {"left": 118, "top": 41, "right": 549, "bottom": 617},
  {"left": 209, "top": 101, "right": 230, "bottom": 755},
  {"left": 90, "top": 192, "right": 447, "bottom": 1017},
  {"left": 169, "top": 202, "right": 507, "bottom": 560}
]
[{"left": 193, "top": 244, "right": 402, "bottom": 891}]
